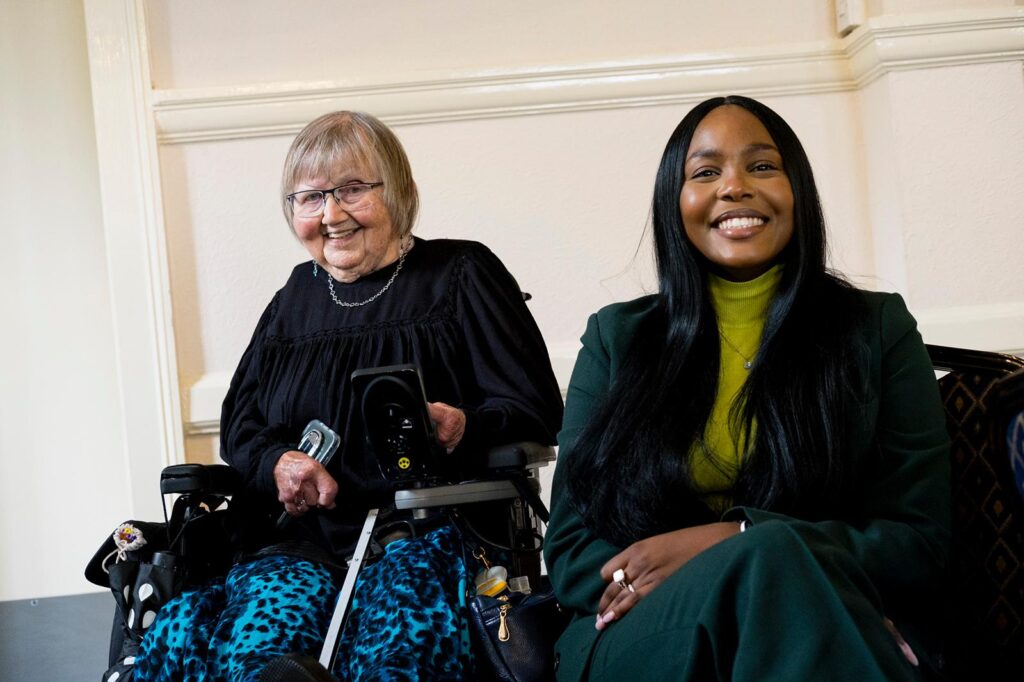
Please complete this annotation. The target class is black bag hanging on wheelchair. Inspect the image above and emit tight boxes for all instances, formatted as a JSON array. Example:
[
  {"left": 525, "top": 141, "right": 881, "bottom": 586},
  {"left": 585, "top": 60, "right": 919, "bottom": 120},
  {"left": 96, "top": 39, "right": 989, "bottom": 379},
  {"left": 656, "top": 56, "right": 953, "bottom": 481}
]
[{"left": 84, "top": 464, "right": 240, "bottom": 681}]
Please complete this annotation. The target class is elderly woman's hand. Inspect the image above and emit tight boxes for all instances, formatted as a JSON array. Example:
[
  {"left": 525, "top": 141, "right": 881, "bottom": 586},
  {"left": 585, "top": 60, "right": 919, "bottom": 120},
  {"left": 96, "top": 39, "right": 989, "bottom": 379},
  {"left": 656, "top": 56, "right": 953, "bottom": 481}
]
[
  {"left": 273, "top": 450, "right": 339, "bottom": 516},
  {"left": 427, "top": 402, "right": 466, "bottom": 452},
  {"left": 595, "top": 521, "right": 742, "bottom": 630}
]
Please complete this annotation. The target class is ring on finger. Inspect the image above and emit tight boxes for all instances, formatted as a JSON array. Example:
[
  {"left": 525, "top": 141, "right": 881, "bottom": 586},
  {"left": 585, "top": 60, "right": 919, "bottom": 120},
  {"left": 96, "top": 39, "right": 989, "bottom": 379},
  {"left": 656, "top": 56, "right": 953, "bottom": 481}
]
[
  {"left": 295, "top": 497, "right": 306, "bottom": 507},
  {"left": 612, "top": 568, "right": 634, "bottom": 592}
]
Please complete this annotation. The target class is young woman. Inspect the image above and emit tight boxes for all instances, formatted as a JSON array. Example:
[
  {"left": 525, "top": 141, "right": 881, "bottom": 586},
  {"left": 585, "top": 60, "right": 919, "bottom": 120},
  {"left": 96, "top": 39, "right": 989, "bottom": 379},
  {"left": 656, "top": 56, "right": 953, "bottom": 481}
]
[{"left": 544, "top": 96, "right": 949, "bottom": 681}]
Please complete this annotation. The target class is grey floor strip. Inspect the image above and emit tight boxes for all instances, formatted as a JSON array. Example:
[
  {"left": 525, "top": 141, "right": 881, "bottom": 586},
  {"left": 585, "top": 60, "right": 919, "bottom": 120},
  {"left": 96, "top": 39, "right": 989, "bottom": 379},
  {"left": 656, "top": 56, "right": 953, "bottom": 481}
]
[{"left": 0, "top": 592, "right": 112, "bottom": 682}]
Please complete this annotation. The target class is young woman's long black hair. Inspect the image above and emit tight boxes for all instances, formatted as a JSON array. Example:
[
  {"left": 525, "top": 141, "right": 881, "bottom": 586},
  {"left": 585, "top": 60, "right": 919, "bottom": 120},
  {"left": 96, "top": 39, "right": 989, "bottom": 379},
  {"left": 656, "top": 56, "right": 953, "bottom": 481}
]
[{"left": 565, "top": 96, "right": 863, "bottom": 546}]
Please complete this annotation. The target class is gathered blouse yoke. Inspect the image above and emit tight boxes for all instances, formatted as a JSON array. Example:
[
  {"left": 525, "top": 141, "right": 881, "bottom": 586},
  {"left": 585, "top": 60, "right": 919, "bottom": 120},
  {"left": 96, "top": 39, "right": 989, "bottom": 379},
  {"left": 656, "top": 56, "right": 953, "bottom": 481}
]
[{"left": 219, "top": 238, "right": 563, "bottom": 558}]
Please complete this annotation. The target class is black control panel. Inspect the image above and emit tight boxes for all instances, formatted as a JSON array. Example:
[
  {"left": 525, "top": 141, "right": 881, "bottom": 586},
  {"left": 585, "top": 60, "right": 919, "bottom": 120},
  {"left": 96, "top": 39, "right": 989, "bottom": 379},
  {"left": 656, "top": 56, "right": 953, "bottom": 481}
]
[{"left": 352, "top": 364, "right": 444, "bottom": 482}]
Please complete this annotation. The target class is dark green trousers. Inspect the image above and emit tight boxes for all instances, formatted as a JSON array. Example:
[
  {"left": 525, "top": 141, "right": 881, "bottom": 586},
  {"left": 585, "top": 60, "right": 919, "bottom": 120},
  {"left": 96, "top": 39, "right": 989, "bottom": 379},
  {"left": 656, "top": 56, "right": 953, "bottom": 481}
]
[{"left": 558, "top": 521, "right": 922, "bottom": 681}]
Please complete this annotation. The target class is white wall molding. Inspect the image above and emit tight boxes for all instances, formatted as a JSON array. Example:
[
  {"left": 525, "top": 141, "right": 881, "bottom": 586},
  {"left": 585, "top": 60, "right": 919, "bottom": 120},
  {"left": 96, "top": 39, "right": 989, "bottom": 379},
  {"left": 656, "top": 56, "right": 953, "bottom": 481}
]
[
  {"left": 916, "top": 302, "right": 1024, "bottom": 356},
  {"left": 84, "top": 0, "right": 184, "bottom": 518},
  {"left": 187, "top": 371, "right": 233, "bottom": 436},
  {"left": 187, "top": 420, "right": 222, "bottom": 438},
  {"left": 153, "top": 8, "right": 1023, "bottom": 144},
  {"left": 186, "top": 350, "right": 581, "bottom": 433},
  {"left": 847, "top": 8, "right": 1024, "bottom": 86},
  {"left": 153, "top": 46, "right": 852, "bottom": 144},
  {"left": 183, "top": 301, "right": 1024, "bottom": 434}
]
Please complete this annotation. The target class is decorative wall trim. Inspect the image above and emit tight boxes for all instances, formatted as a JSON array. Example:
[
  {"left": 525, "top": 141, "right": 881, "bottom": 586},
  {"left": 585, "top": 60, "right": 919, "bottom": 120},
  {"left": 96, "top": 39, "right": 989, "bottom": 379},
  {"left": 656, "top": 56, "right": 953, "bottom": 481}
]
[
  {"left": 916, "top": 302, "right": 1024, "bottom": 356},
  {"left": 187, "top": 420, "right": 221, "bottom": 438},
  {"left": 153, "top": 47, "right": 852, "bottom": 144},
  {"left": 153, "top": 8, "right": 1024, "bottom": 144},
  {"left": 184, "top": 300, "right": 1024, "bottom": 434},
  {"left": 84, "top": 0, "right": 184, "bottom": 518},
  {"left": 187, "top": 371, "right": 232, "bottom": 436},
  {"left": 186, "top": 351, "right": 580, "bottom": 433},
  {"left": 846, "top": 9, "right": 1024, "bottom": 86}
]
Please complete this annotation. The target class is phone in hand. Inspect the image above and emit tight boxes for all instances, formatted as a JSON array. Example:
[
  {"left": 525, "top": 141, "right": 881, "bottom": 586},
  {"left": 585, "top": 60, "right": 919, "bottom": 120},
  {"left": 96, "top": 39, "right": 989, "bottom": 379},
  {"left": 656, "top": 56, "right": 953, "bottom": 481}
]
[
  {"left": 297, "top": 419, "right": 340, "bottom": 466},
  {"left": 275, "top": 419, "right": 340, "bottom": 529}
]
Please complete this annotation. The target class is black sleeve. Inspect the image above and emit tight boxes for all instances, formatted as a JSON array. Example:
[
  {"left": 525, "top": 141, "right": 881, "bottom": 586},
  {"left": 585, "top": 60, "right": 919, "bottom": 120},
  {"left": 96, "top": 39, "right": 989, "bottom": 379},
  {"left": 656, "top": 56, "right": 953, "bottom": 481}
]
[
  {"left": 219, "top": 293, "right": 292, "bottom": 494},
  {"left": 452, "top": 244, "right": 564, "bottom": 455}
]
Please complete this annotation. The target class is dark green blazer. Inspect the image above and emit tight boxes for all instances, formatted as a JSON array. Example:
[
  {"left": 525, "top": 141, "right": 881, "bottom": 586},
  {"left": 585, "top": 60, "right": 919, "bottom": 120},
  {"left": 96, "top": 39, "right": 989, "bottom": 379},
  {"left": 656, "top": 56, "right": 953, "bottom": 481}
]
[{"left": 544, "top": 290, "right": 951, "bottom": 680}]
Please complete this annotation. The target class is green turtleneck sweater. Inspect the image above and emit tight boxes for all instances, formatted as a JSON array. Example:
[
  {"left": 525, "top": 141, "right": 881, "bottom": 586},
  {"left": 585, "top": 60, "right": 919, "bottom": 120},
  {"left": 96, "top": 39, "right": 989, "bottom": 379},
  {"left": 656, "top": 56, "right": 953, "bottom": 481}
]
[{"left": 691, "top": 265, "right": 782, "bottom": 510}]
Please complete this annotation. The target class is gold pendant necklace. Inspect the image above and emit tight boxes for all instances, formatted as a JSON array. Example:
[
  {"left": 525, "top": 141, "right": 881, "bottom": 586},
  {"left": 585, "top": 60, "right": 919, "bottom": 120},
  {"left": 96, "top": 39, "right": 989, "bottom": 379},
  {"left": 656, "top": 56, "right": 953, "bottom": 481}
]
[{"left": 719, "top": 330, "right": 754, "bottom": 370}]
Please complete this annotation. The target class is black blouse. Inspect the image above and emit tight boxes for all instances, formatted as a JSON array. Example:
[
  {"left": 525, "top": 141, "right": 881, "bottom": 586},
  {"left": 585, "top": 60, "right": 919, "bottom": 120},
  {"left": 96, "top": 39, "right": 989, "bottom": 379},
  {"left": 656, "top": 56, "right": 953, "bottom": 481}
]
[{"left": 220, "top": 237, "right": 563, "bottom": 558}]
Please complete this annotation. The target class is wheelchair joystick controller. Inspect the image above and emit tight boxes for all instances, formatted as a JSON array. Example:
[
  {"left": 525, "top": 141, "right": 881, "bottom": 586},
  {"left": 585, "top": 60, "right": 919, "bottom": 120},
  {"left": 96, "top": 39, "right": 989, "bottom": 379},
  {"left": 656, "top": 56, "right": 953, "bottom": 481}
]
[{"left": 352, "top": 364, "right": 444, "bottom": 484}]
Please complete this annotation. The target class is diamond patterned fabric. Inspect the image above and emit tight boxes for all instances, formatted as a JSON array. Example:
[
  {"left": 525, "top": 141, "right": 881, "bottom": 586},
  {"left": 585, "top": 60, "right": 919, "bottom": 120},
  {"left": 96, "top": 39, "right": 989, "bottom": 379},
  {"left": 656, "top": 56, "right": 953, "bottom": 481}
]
[{"left": 931, "top": 347, "right": 1024, "bottom": 676}]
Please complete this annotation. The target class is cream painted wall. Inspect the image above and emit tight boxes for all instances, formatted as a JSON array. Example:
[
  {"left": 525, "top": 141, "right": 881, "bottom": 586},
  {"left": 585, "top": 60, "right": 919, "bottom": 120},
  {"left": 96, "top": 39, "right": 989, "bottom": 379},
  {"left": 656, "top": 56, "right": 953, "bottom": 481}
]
[
  {"left": 858, "top": 61, "right": 1024, "bottom": 347},
  {"left": 867, "top": 0, "right": 1018, "bottom": 16},
  {"left": 150, "top": 1, "right": 1024, "bottom": 460},
  {"left": 146, "top": 0, "right": 837, "bottom": 90},
  {"left": 883, "top": 63, "right": 1024, "bottom": 308},
  {"left": 4, "top": 0, "right": 1019, "bottom": 601},
  {"left": 165, "top": 91, "right": 879, "bottom": 440},
  {"left": 0, "top": 1, "right": 129, "bottom": 600}
]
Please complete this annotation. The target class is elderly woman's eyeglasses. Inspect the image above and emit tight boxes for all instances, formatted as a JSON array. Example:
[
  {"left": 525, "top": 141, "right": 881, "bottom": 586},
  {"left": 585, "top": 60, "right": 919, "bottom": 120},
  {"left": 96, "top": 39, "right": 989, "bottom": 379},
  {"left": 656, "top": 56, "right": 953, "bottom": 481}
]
[{"left": 286, "top": 182, "right": 383, "bottom": 218}]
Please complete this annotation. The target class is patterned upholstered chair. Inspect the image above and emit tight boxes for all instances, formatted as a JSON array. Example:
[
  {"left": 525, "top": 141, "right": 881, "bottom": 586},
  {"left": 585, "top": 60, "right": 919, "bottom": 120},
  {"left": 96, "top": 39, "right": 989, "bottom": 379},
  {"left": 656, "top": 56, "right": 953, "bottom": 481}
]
[
  {"left": 992, "top": 360, "right": 1024, "bottom": 505},
  {"left": 927, "top": 344, "right": 1024, "bottom": 677},
  {"left": 1007, "top": 408, "right": 1024, "bottom": 503}
]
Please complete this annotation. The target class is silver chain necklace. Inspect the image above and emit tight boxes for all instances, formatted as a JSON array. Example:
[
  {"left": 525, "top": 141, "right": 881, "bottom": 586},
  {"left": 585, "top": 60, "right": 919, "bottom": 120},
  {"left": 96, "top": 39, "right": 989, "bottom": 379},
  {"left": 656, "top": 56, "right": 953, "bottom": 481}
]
[
  {"left": 719, "top": 330, "right": 754, "bottom": 370},
  {"left": 325, "top": 240, "right": 409, "bottom": 308}
]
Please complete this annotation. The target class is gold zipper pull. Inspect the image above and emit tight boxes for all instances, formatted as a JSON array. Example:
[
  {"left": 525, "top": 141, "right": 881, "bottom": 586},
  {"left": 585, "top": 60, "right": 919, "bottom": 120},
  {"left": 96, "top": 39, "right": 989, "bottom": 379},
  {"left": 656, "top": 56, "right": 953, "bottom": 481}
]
[{"left": 498, "top": 603, "right": 512, "bottom": 642}]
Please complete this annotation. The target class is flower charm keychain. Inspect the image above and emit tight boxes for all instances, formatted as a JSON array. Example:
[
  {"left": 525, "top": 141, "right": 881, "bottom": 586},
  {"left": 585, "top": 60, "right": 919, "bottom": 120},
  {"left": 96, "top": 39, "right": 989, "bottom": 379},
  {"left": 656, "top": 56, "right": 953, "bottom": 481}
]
[{"left": 101, "top": 522, "right": 147, "bottom": 573}]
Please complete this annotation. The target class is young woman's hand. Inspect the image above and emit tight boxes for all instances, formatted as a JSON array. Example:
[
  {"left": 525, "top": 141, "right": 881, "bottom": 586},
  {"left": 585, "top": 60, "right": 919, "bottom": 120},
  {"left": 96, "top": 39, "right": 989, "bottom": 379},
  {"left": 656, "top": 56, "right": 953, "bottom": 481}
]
[
  {"left": 427, "top": 401, "right": 466, "bottom": 452},
  {"left": 595, "top": 521, "right": 742, "bottom": 630},
  {"left": 274, "top": 450, "right": 339, "bottom": 516}
]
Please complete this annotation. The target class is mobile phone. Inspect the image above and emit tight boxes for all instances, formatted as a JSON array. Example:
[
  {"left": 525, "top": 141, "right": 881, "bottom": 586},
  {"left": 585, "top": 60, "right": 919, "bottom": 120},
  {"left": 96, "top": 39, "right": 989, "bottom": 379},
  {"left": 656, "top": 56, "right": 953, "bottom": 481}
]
[
  {"left": 297, "top": 419, "right": 340, "bottom": 466},
  {"left": 351, "top": 363, "right": 444, "bottom": 482},
  {"left": 275, "top": 419, "right": 340, "bottom": 529}
]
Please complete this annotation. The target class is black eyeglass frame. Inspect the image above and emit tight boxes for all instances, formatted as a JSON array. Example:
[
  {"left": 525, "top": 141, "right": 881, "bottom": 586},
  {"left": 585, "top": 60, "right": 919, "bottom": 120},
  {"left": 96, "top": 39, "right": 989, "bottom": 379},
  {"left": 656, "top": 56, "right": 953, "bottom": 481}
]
[{"left": 285, "top": 182, "right": 384, "bottom": 211}]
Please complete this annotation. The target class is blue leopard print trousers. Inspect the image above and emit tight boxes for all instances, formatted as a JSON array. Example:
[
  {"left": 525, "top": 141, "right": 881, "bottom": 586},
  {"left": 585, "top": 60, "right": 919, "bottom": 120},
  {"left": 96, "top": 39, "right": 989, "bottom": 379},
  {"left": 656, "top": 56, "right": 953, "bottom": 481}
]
[{"left": 134, "top": 524, "right": 474, "bottom": 681}]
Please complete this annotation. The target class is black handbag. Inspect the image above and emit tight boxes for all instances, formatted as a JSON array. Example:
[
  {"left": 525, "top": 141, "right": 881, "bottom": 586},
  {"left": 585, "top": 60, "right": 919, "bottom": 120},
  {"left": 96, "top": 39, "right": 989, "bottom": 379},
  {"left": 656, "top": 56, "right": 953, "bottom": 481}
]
[
  {"left": 85, "top": 520, "right": 182, "bottom": 682},
  {"left": 456, "top": 477, "right": 572, "bottom": 682},
  {"left": 468, "top": 577, "right": 572, "bottom": 682},
  {"left": 84, "top": 477, "right": 237, "bottom": 682}
]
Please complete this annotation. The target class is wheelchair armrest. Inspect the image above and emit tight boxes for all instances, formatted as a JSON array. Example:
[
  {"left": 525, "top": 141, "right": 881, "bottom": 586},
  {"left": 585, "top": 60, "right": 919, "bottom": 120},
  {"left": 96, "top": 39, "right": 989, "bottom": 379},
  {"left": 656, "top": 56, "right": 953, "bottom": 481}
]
[
  {"left": 484, "top": 442, "right": 555, "bottom": 470},
  {"left": 160, "top": 464, "right": 242, "bottom": 496},
  {"left": 393, "top": 442, "right": 554, "bottom": 513},
  {"left": 394, "top": 479, "right": 526, "bottom": 510}
]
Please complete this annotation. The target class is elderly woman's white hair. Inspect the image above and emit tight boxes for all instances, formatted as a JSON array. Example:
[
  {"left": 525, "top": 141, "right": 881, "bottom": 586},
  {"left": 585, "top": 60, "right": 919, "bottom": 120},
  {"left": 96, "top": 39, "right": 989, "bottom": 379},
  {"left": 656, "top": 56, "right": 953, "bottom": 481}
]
[{"left": 281, "top": 111, "right": 419, "bottom": 237}]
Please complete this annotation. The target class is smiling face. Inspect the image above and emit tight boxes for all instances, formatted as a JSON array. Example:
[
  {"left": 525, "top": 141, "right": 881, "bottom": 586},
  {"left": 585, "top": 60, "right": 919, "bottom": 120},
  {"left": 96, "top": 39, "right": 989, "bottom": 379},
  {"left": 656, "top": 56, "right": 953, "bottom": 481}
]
[
  {"left": 680, "top": 105, "right": 794, "bottom": 281},
  {"left": 291, "top": 158, "right": 402, "bottom": 283}
]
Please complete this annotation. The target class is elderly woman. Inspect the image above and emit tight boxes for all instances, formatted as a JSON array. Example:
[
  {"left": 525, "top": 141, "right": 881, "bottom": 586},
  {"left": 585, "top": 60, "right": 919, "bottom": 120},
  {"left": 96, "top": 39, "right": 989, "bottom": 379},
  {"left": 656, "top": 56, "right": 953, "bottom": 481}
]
[
  {"left": 134, "top": 111, "right": 562, "bottom": 680},
  {"left": 545, "top": 96, "right": 949, "bottom": 680}
]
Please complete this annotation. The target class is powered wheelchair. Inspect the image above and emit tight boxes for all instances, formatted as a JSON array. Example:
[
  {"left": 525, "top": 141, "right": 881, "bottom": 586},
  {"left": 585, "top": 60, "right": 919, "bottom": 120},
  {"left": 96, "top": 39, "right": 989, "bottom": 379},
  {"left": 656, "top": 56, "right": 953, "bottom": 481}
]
[{"left": 86, "top": 364, "right": 566, "bottom": 682}]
